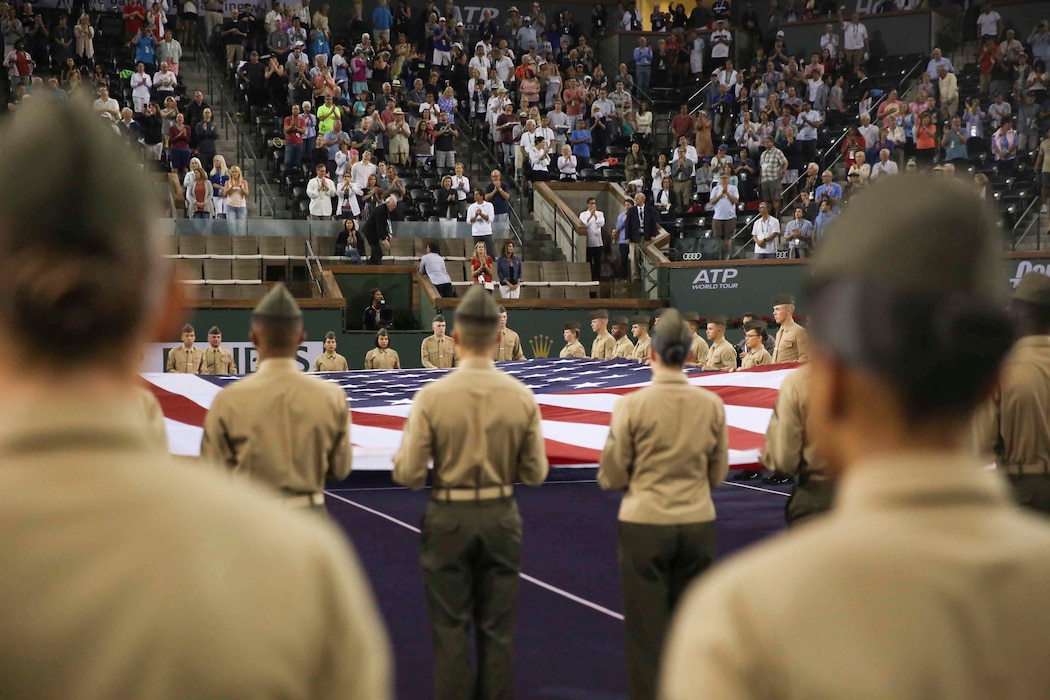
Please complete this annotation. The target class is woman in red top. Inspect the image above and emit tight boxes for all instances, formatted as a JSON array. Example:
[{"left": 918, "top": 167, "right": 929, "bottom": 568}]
[
  {"left": 840, "top": 128, "right": 865, "bottom": 169},
  {"left": 913, "top": 112, "right": 938, "bottom": 166},
  {"left": 189, "top": 164, "right": 214, "bottom": 219},
  {"left": 469, "top": 241, "right": 494, "bottom": 286},
  {"left": 168, "top": 112, "right": 191, "bottom": 178}
]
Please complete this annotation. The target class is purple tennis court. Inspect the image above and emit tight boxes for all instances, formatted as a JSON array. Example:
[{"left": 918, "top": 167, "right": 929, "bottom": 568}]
[{"left": 325, "top": 469, "right": 791, "bottom": 699}]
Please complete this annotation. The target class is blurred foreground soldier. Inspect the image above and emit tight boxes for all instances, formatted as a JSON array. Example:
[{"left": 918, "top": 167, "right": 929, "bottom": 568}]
[
  {"left": 136, "top": 384, "right": 169, "bottom": 450},
  {"left": 770, "top": 294, "right": 810, "bottom": 363},
  {"left": 599, "top": 309, "right": 729, "bottom": 700},
  {"left": 561, "top": 321, "right": 587, "bottom": 357},
  {"left": 0, "top": 99, "right": 390, "bottom": 699},
  {"left": 761, "top": 364, "right": 834, "bottom": 522},
  {"left": 202, "top": 325, "right": 237, "bottom": 374},
  {"left": 660, "top": 176, "right": 1050, "bottom": 700},
  {"left": 495, "top": 305, "right": 527, "bottom": 361},
  {"left": 421, "top": 314, "right": 456, "bottom": 368},
  {"left": 201, "top": 284, "right": 353, "bottom": 512},
  {"left": 314, "top": 330, "right": 349, "bottom": 371},
  {"left": 683, "top": 312, "right": 709, "bottom": 366},
  {"left": 394, "top": 285, "right": 550, "bottom": 700},
  {"left": 590, "top": 309, "right": 615, "bottom": 359},
  {"left": 738, "top": 320, "right": 772, "bottom": 369},
  {"left": 701, "top": 315, "right": 736, "bottom": 371},
  {"left": 365, "top": 328, "right": 401, "bottom": 369},
  {"left": 631, "top": 315, "right": 652, "bottom": 363},
  {"left": 611, "top": 316, "right": 635, "bottom": 359},
  {"left": 166, "top": 323, "right": 203, "bottom": 373},
  {"left": 974, "top": 273, "right": 1050, "bottom": 514}
]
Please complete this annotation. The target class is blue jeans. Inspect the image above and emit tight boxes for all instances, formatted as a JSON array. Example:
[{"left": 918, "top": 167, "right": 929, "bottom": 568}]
[
  {"left": 755, "top": 252, "right": 776, "bottom": 259},
  {"left": 284, "top": 142, "right": 303, "bottom": 166},
  {"left": 227, "top": 205, "right": 248, "bottom": 235},
  {"left": 635, "top": 65, "right": 651, "bottom": 93}
]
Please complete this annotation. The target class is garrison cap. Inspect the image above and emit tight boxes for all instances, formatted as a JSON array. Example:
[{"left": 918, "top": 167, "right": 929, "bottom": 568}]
[
  {"left": 632, "top": 314, "right": 651, "bottom": 326},
  {"left": 252, "top": 283, "right": 302, "bottom": 320},
  {"left": 181, "top": 324, "right": 195, "bottom": 333},
  {"left": 651, "top": 309, "right": 693, "bottom": 355},
  {"left": 744, "top": 320, "right": 768, "bottom": 332},
  {"left": 681, "top": 311, "right": 700, "bottom": 324},
  {"left": 591, "top": 309, "right": 610, "bottom": 320},
  {"left": 707, "top": 314, "right": 728, "bottom": 326},
  {"left": 376, "top": 327, "right": 389, "bottom": 337},
  {"left": 207, "top": 326, "right": 221, "bottom": 335},
  {"left": 324, "top": 330, "right": 337, "bottom": 340},
  {"left": 1012, "top": 273, "right": 1050, "bottom": 306},
  {"left": 433, "top": 314, "right": 445, "bottom": 323},
  {"left": 772, "top": 294, "right": 796, "bottom": 306},
  {"left": 612, "top": 316, "right": 630, "bottom": 327},
  {"left": 564, "top": 321, "right": 582, "bottom": 332},
  {"left": 810, "top": 175, "right": 1001, "bottom": 299},
  {"left": 456, "top": 284, "right": 500, "bottom": 322}
]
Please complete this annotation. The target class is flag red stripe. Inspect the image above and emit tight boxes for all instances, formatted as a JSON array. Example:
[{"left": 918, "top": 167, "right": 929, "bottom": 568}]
[{"left": 146, "top": 381, "right": 209, "bottom": 428}]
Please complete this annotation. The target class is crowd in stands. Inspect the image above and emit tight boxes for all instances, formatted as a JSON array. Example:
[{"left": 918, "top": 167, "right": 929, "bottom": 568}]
[{"left": 4, "top": 0, "right": 1050, "bottom": 256}]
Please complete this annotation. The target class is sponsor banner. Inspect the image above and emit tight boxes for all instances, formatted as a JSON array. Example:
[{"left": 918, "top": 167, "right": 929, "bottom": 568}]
[{"left": 146, "top": 341, "right": 323, "bottom": 373}]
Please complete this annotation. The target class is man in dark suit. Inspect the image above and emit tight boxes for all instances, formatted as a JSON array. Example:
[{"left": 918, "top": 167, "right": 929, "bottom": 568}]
[
  {"left": 625, "top": 192, "right": 658, "bottom": 243},
  {"left": 360, "top": 195, "right": 398, "bottom": 265}
]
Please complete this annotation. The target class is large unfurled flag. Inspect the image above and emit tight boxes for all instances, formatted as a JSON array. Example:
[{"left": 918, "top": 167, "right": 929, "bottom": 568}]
[{"left": 144, "top": 358, "right": 798, "bottom": 470}]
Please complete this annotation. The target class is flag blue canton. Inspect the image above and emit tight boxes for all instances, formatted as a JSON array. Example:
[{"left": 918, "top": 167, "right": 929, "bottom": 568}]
[{"left": 198, "top": 358, "right": 710, "bottom": 409}]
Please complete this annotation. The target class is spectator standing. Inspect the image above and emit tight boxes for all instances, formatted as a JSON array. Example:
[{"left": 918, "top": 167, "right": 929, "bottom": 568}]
[
  {"left": 137, "top": 101, "right": 163, "bottom": 163},
  {"left": 168, "top": 112, "right": 192, "bottom": 178},
  {"left": 633, "top": 37, "right": 652, "bottom": 93},
  {"left": 839, "top": 10, "right": 868, "bottom": 74},
  {"left": 432, "top": 111, "right": 457, "bottom": 170},
  {"left": 221, "top": 9, "right": 247, "bottom": 67},
  {"left": 1036, "top": 130, "right": 1050, "bottom": 213},
  {"left": 483, "top": 170, "right": 511, "bottom": 244},
  {"left": 709, "top": 18, "right": 731, "bottom": 70},
  {"left": 497, "top": 241, "right": 522, "bottom": 299},
  {"left": 782, "top": 206, "right": 813, "bottom": 258},
  {"left": 306, "top": 163, "right": 335, "bottom": 219},
  {"left": 419, "top": 240, "right": 454, "bottom": 298},
  {"left": 751, "top": 201, "right": 779, "bottom": 259},
  {"left": 468, "top": 189, "right": 496, "bottom": 260},
  {"left": 223, "top": 165, "right": 249, "bottom": 234},
  {"left": 871, "top": 148, "right": 900, "bottom": 178},
  {"left": 975, "top": 2, "right": 1002, "bottom": 41},
  {"left": 451, "top": 162, "right": 470, "bottom": 217},
  {"left": 759, "top": 136, "right": 787, "bottom": 216},
  {"left": 814, "top": 169, "right": 843, "bottom": 213},
  {"left": 580, "top": 197, "right": 606, "bottom": 281},
  {"left": 283, "top": 103, "right": 306, "bottom": 166},
  {"left": 469, "top": 240, "right": 494, "bottom": 287},
  {"left": 991, "top": 117, "right": 1018, "bottom": 173}
]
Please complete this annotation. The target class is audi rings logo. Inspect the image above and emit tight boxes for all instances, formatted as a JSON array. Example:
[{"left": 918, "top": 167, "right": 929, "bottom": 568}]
[{"left": 683, "top": 252, "right": 704, "bottom": 261}]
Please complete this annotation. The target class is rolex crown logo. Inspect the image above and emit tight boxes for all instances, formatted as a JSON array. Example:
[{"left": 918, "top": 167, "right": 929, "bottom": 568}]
[{"left": 530, "top": 334, "right": 552, "bottom": 358}]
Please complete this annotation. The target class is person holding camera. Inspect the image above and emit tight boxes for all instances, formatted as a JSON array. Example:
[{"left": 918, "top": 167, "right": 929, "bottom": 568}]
[
  {"left": 363, "top": 288, "right": 388, "bottom": 331},
  {"left": 497, "top": 241, "right": 522, "bottom": 299}
]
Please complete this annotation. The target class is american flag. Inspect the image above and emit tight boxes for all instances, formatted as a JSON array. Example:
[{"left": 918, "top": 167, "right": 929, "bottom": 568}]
[{"left": 144, "top": 359, "right": 799, "bottom": 470}]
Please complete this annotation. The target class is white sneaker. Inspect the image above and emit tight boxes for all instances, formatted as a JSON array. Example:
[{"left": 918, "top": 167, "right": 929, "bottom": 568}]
[{"left": 1042, "top": 204, "right": 1049, "bottom": 214}]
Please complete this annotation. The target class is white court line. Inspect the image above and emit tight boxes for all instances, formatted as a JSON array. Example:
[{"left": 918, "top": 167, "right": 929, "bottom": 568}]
[
  {"left": 326, "top": 480, "right": 600, "bottom": 493},
  {"left": 722, "top": 481, "right": 791, "bottom": 497},
  {"left": 324, "top": 491, "right": 625, "bottom": 622}
]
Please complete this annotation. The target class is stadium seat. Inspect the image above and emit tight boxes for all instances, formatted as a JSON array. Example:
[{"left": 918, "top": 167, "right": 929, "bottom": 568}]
[
  {"left": 203, "top": 258, "right": 233, "bottom": 281},
  {"left": 204, "top": 235, "right": 232, "bottom": 255},
  {"left": 232, "top": 236, "right": 260, "bottom": 256}
]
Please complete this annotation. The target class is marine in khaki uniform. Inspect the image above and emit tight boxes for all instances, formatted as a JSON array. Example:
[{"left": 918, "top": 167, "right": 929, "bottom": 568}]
[
  {"left": 974, "top": 272, "right": 1050, "bottom": 514},
  {"left": 201, "top": 284, "right": 353, "bottom": 512},
  {"left": 394, "top": 285, "right": 550, "bottom": 700},
  {"left": 735, "top": 312, "right": 776, "bottom": 358},
  {"left": 599, "top": 309, "right": 729, "bottom": 700},
  {"left": 166, "top": 323, "right": 204, "bottom": 373},
  {"left": 0, "top": 98, "right": 391, "bottom": 700},
  {"left": 135, "top": 384, "right": 169, "bottom": 451},
  {"left": 314, "top": 331, "right": 350, "bottom": 372},
  {"left": 364, "top": 328, "right": 401, "bottom": 369},
  {"left": 494, "top": 305, "right": 527, "bottom": 361},
  {"left": 702, "top": 315, "right": 737, "bottom": 371},
  {"left": 631, "top": 315, "right": 653, "bottom": 363},
  {"left": 682, "top": 312, "right": 709, "bottom": 367},
  {"left": 421, "top": 314, "right": 457, "bottom": 368},
  {"left": 201, "top": 325, "right": 237, "bottom": 374},
  {"left": 590, "top": 309, "right": 616, "bottom": 359},
  {"left": 738, "top": 320, "right": 773, "bottom": 370},
  {"left": 661, "top": 176, "right": 1050, "bottom": 700},
  {"left": 560, "top": 321, "right": 587, "bottom": 358},
  {"left": 610, "top": 316, "right": 635, "bottom": 359},
  {"left": 771, "top": 294, "right": 811, "bottom": 363}
]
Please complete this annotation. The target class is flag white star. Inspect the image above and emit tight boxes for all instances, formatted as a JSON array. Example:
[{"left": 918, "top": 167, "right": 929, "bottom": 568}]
[{"left": 572, "top": 381, "right": 604, "bottom": 389}]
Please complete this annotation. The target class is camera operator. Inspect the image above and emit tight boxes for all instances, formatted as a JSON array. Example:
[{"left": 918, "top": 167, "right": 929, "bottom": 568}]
[{"left": 363, "top": 288, "right": 387, "bottom": 330}]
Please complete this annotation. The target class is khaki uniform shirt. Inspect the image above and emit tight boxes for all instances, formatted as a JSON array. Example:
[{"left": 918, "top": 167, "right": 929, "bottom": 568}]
[
  {"left": 393, "top": 357, "right": 549, "bottom": 490},
  {"left": 632, "top": 335, "right": 652, "bottom": 362},
  {"left": 761, "top": 365, "right": 827, "bottom": 478},
  {"left": 703, "top": 338, "right": 737, "bottom": 371},
  {"left": 591, "top": 330, "right": 615, "bottom": 359},
  {"left": 314, "top": 352, "right": 349, "bottom": 372},
  {"left": 598, "top": 373, "right": 729, "bottom": 524},
  {"left": 166, "top": 345, "right": 204, "bottom": 373},
  {"left": 661, "top": 454, "right": 1050, "bottom": 700},
  {"left": 202, "top": 346, "right": 237, "bottom": 375},
  {"left": 0, "top": 395, "right": 391, "bottom": 699},
  {"left": 611, "top": 334, "right": 635, "bottom": 359},
  {"left": 973, "top": 336, "right": 1050, "bottom": 472},
  {"left": 136, "top": 384, "right": 169, "bottom": 451},
  {"left": 688, "top": 334, "right": 710, "bottom": 366},
  {"left": 365, "top": 347, "right": 401, "bottom": 370},
  {"left": 494, "top": 327, "right": 527, "bottom": 361},
  {"left": 200, "top": 358, "right": 352, "bottom": 494},
  {"left": 772, "top": 321, "right": 811, "bottom": 363},
  {"left": 421, "top": 334, "right": 456, "bottom": 369},
  {"left": 560, "top": 340, "right": 586, "bottom": 358},
  {"left": 740, "top": 346, "right": 772, "bottom": 369}
]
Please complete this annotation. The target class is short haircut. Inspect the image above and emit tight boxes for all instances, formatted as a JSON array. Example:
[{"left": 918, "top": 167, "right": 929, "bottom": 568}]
[
  {"left": 456, "top": 317, "right": 499, "bottom": 351},
  {"left": 253, "top": 317, "right": 304, "bottom": 354}
]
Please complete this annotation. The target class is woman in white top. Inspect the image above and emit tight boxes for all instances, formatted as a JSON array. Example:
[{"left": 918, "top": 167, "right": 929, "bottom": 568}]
[
  {"left": 130, "top": 63, "right": 152, "bottom": 113},
  {"left": 751, "top": 201, "right": 780, "bottom": 259},
  {"left": 336, "top": 170, "right": 363, "bottom": 218},
  {"left": 848, "top": 151, "right": 871, "bottom": 181},
  {"left": 223, "top": 165, "right": 249, "bottom": 235},
  {"left": 650, "top": 153, "right": 670, "bottom": 199},
  {"left": 74, "top": 14, "right": 94, "bottom": 63},
  {"left": 182, "top": 156, "right": 202, "bottom": 213},
  {"left": 558, "top": 144, "right": 578, "bottom": 181},
  {"left": 209, "top": 154, "right": 229, "bottom": 217},
  {"left": 635, "top": 101, "right": 653, "bottom": 139}
]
